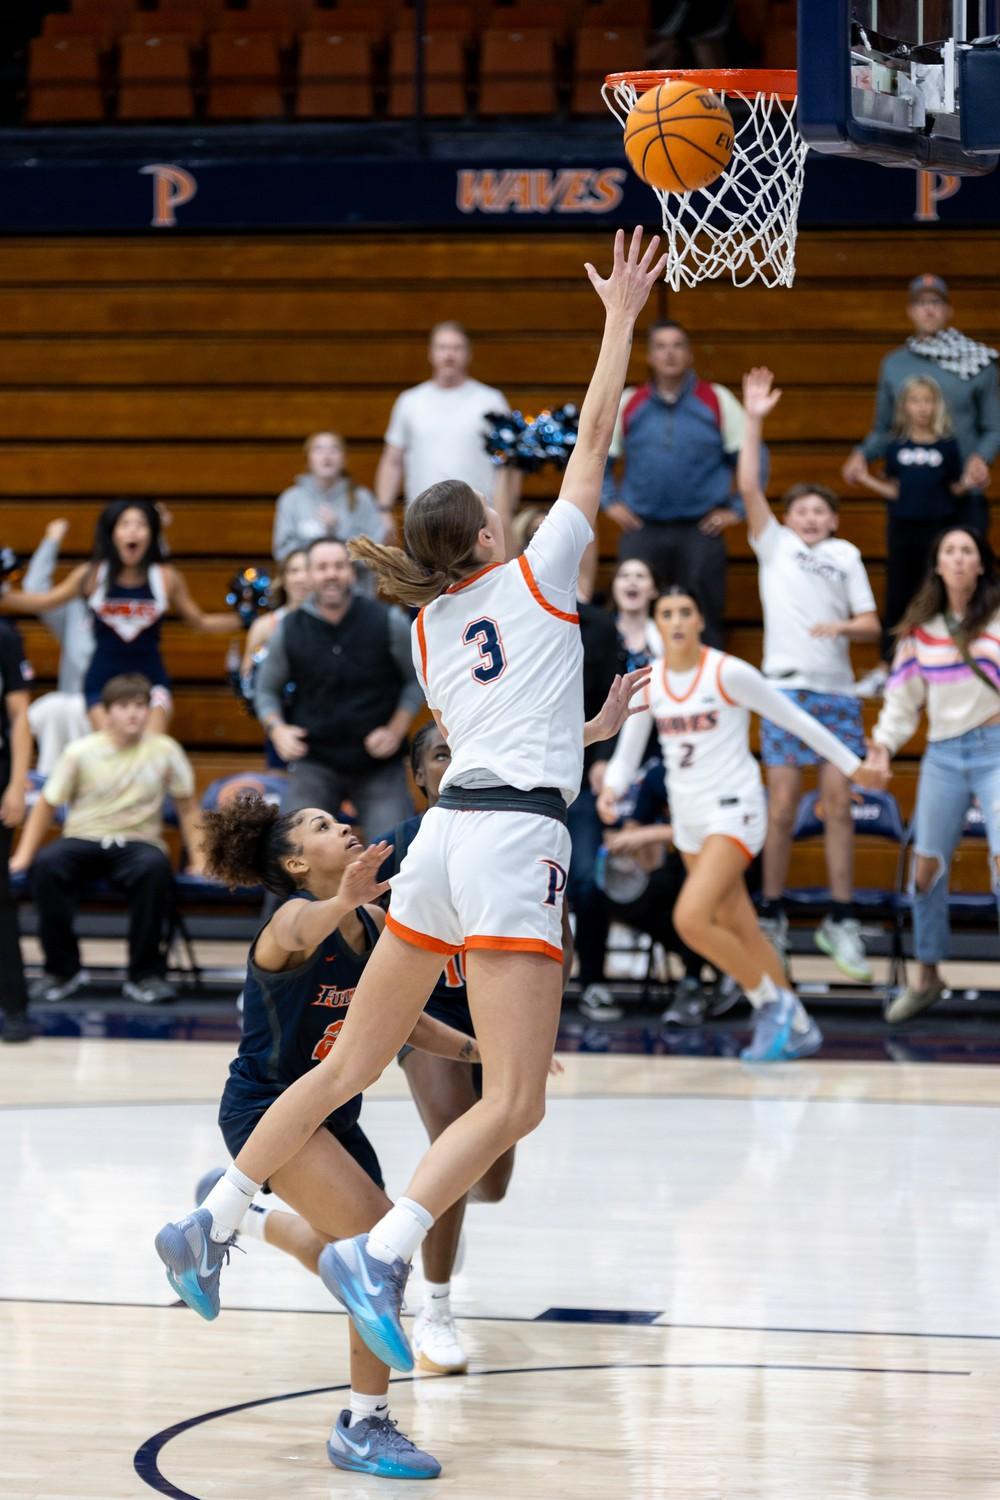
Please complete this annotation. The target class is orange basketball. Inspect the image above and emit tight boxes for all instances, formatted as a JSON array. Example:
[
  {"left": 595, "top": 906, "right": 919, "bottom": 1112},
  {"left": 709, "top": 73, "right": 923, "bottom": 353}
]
[{"left": 623, "top": 79, "right": 734, "bottom": 194}]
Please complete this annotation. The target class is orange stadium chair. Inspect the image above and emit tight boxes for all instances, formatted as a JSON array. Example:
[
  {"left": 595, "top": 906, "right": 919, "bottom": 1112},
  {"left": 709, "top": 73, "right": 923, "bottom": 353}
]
[
  {"left": 42, "top": 12, "right": 122, "bottom": 47},
  {"left": 118, "top": 36, "right": 195, "bottom": 120},
  {"left": 71, "top": 0, "right": 137, "bottom": 17},
  {"left": 578, "top": 0, "right": 651, "bottom": 25},
  {"left": 218, "top": 7, "right": 297, "bottom": 47},
  {"left": 207, "top": 34, "right": 285, "bottom": 117},
  {"left": 129, "top": 10, "right": 207, "bottom": 47},
  {"left": 26, "top": 36, "right": 104, "bottom": 123},
  {"left": 485, "top": 2, "right": 573, "bottom": 37},
  {"left": 295, "top": 31, "right": 375, "bottom": 117},
  {"left": 478, "top": 28, "right": 557, "bottom": 114},
  {"left": 389, "top": 30, "right": 467, "bottom": 116},
  {"left": 250, "top": 0, "right": 318, "bottom": 21},
  {"left": 571, "top": 26, "right": 645, "bottom": 113},
  {"left": 309, "top": 1, "right": 398, "bottom": 41}
]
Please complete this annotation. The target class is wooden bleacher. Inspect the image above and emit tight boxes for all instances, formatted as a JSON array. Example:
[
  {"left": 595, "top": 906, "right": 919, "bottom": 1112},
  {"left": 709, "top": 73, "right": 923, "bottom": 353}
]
[{"left": 1, "top": 227, "right": 997, "bottom": 893}]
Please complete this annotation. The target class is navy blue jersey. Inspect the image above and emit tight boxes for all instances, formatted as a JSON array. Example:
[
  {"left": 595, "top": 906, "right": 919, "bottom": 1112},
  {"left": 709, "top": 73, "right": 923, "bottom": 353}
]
[
  {"left": 221, "top": 898, "right": 380, "bottom": 1135},
  {"left": 378, "top": 813, "right": 473, "bottom": 1037}
]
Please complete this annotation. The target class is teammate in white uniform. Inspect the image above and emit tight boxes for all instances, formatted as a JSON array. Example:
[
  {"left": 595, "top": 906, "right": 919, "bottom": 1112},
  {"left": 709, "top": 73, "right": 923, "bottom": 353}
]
[
  {"left": 154, "top": 228, "right": 666, "bottom": 1374},
  {"left": 598, "top": 584, "right": 886, "bottom": 1062}
]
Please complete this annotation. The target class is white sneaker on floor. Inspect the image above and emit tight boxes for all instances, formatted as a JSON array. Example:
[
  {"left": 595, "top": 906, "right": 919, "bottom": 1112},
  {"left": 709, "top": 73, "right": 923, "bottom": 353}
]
[
  {"left": 814, "top": 915, "right": 873, "bottom": 983},
  {"left": 578, "top": 983, "right": 623, "bottom": 1023},
  {"left": 412, "top": 1306, "right": 468, "bottom": 1375}
]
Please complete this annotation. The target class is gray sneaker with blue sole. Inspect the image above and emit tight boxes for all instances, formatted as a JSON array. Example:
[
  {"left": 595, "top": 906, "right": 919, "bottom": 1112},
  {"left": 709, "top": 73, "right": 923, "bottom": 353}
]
[
  {"left": 154, "top": 1208, "right": 236, "bottom": 1321},
  {"left": 319, "top": 1234, "right": 413, "bottom": 1372},
  {"left": 327, "top": 1410, "right": 441, "bottom": 1479}
]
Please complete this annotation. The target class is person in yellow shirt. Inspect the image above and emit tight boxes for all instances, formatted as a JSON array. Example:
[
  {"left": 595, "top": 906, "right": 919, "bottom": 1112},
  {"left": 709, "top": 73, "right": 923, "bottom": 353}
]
[{"left": 11, "top": 673, "right": 203, "bottom": 1005}]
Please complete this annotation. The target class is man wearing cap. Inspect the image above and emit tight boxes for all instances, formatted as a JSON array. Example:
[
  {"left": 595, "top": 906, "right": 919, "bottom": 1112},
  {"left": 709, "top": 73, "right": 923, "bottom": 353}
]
[{"left": 843, "top": 273, "right": 1000, "bottom": 537}]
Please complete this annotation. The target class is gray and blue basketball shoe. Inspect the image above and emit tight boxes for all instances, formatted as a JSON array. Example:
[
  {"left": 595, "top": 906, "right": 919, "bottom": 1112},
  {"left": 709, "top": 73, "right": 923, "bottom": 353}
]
[
  {"left": 327, "top": 1410, "right": 441, "bottom": 1480},
  {"left": 741, "top": 991, "right": 823, "bottom": 1063},
  {"left": 318, "top": 1234, "right": 413, "bottom": 1371},
  {"left": 154, "top": 1208, "right": 236, "bottom": 1321}
]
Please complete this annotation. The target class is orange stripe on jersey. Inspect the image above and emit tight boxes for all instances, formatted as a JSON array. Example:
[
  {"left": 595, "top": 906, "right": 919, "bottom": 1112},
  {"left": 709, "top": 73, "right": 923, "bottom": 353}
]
[
  {"left": 517, "top": 554, "right": 579, "bottom": 624},
  {"left": 385, "top": 911, "right": 462, "bottom": 956},
  {"left": 721, "top": 833, "right": 754, "bottom": 864},
  {"left": 662, "top": 646, "right": 708, "bottom": 704},
  {"left": 465, "top": 933, "right": 563, "bottom": 963},
  {"left": 715, "top": 653, "right": 737, "bottom": 706},
  {"left": 415, "top": 608, "right": 429, "bottom": 682},
  {"left": 445, "top": 562, "right": 503, "bottom": 594}
]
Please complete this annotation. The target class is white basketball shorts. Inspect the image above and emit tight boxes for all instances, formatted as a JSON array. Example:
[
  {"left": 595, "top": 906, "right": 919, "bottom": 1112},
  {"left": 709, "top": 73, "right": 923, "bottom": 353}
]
[{"left": 671, "top": 786, "right": 767, "bottom": 862}]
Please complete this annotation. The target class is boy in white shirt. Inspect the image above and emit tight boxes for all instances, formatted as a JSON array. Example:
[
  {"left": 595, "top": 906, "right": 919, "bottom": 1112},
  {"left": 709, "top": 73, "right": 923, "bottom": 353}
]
[{"left": 739, "top": 367, "right": 882, "bottom": 981}]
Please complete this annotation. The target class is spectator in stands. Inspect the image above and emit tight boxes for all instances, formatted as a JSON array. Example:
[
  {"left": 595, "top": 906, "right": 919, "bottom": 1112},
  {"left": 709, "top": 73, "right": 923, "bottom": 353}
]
[
  {"left": 21, "top": 518, "right": 92, "bottom": 776},
  {"left": 843, "top": 272, "right": 1000, "bottom": 541},
  {"left": 255, "top": 537, "right": 420, "bottom": 836},
  {"left": 240, "top": 550, "right": 310, "bottom": 770},
  {"left": 9, "top": 673, "right": 203, "bottom": 1007},
  {"left": 375, "top": 322, "right": 513, "bottom": 540},
  {"left": 272, "top": 433, "right": 382, "bottom": 596},
  {"left": 511, "top": 506, "right": 624, "bottom": 1022},
  {"left": 740, "top": 368, "right": 880, "bottom": 981},
  {"left": 649, "top": 0, "right": 735, "bottom": 69},
  {"left": 610, "top": 558, "right": 661, "bottom": 672},
  {"left": 851, "top": 375, "right": 970, "bottom": 688},
  {"left": 863, "top": 528, "right": 1000, "bottom": 1023},
  {"left": 2, "top": 501, "right": 237, "bottom": 736},
  {"left": 601, "top": 759, "right": 714, "bottom": 1025},
  {"left": 0, "top": 618, "right": 32, "bottom": 1043},
  {"left": 596, "top": 320, "right": 752, "bottom": 646}
]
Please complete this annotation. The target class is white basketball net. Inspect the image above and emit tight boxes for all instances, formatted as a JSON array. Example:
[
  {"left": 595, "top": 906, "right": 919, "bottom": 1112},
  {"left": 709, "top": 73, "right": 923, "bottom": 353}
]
[{"left": 602, "top": 73, "right": 809, "bottom": 290}]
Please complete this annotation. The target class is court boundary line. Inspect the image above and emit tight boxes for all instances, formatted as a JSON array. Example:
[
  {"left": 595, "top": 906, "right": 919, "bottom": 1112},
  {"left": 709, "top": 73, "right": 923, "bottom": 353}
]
[{"left": 132, "top": 1360, "right": 972, "bottom": 1500}]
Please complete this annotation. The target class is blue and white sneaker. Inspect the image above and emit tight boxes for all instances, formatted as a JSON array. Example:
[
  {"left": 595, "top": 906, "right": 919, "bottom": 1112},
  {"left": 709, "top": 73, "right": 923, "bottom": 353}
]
[
  {"left": 154, "top": 1208, "right": 236, "bottom": 1321},
  {"left": 327, "top": 1410, "right": 441, "bottom": 1479},
  {"left": 318, "top": 1234, "right": 413, "bottom": 1371},
  {"left": 741, "top": 991, "right": 823, "bottom": 1063}
]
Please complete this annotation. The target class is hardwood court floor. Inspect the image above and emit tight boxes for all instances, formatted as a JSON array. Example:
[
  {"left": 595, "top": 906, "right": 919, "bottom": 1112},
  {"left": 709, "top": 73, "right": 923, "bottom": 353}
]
[{"left": 2, "top": 1042, "right": 999, "bottom": 1498}]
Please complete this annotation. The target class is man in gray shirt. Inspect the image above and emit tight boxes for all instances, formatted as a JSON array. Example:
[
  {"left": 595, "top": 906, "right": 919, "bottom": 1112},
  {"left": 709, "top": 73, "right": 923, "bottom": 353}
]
[
  {"left": 844, "top": 273, "right": 1000, "bottom": 534},
  {"left": 254, "top": 537, "right": 420, "bottom": 836}
]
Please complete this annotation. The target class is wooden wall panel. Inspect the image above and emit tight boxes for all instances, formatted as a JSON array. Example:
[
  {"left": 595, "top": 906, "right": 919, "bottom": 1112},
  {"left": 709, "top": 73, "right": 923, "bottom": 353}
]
[{"left": 2, "top": 226, "right": 996, "bottom": 768}]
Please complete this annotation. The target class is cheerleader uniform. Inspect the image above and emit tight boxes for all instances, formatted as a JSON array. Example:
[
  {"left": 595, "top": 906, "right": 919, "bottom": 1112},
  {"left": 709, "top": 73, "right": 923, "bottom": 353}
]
[{"left": 84, "top": 562, "right": 171, "bottom": 709}]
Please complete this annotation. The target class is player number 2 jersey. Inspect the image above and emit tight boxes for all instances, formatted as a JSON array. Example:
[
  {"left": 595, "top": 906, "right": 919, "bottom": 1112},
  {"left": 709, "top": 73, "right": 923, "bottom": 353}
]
[{"left": 412, "top": 500, "right": 592, "bottom": 805}]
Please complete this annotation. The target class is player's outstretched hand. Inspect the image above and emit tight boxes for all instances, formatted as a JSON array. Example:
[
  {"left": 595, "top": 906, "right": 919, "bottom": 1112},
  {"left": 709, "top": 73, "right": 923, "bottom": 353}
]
[
  {"left": 742, "top": 366, "right": 782, "bottom": 421},
  {"left": 585, "top": 227, "right": 668, "bottom": 322},
  {"left": 339, "top": 841, "right": 392, "bottom": 907},
  {"left": 585, "top": 665, "right": 652, "bottom": 747}
]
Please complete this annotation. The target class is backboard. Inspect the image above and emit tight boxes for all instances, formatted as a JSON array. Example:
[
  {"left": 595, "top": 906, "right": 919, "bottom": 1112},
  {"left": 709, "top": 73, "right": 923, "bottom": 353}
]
[{"left": 798, "top": 0, "right": 1000, "bottom": 173}]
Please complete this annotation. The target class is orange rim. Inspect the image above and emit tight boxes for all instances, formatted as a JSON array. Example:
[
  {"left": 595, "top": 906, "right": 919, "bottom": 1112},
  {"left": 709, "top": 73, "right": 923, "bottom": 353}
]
[{"left": 604, "top": 68, "right": 798, "bottom": 101}]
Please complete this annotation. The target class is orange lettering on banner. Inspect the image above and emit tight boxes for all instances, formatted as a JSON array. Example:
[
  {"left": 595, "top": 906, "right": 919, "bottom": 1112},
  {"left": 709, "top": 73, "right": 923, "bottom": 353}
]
[
  {"left": 592, "top": 168, "right": 626, "bottom": 211},
  {"left": 458, "top": 167, "right": 627, "bottom": 215},
  {"left": 138, "top": 164, "right": 198, "bottom": 228},
  {"left": 557, "top": 170, "right": 591, "bottom": 212},
  {"left": 914, "top": 169, "right": 961, "bottom": 222}
]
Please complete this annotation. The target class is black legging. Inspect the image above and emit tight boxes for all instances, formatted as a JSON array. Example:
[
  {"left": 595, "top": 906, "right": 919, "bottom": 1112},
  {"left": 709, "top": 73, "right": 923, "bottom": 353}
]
[{"left": 883, "top": 513, "right": 959, "bottom": 662}]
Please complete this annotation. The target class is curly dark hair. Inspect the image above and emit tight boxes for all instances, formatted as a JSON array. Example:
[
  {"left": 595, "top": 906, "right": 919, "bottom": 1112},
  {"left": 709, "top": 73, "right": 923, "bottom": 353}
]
[
  {"left": 202, "top": 791, "right": 304, "bottom": 897},
  {"left": 409, "top": 720, "right": 442, "bottom": 781}
]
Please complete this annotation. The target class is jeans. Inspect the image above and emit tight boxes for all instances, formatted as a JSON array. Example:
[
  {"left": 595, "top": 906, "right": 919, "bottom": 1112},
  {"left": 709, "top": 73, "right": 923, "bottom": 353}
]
[
  {"left": 910, "top": 722, "right": 1000, "bottom": 964},
  {"left": 566, "top": 788, "right": 609, "bottom": 988},
  {"left": 283, "top": 757, "right": 413, "bottom": 841},
  {"left": 32, "top": 837, "right": 173, "bottom": 981}
]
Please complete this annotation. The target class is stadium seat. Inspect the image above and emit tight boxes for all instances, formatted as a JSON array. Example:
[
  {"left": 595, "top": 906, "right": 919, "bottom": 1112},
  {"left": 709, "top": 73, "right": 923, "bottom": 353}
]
[
  {"left": 310, "top": 1, "right": 398, "bottom": 41},
  {"left": 26, "top": 37, "right": 104, "bottom": 123},
  {"left": 118, "top": 36, "right": 195, "bottom": 121},
  {"left": 250, "top": 0, "right": 317, "bottom": 24},
  {"left": 206, "top": 34, "right": 285, "bottom": 118},
  {"left": 389, "top": 30, "right": 467, "bottom": 116},
  {"left": 579, "top": 0, "right": 651, "bottom": 25},
  {"left": 485, "top": 1, "right": 573, "bottom": 35},
  {"left": 571, "top": 25, "right": 646, "bottom": 114},
  {"left": 478, "top": 28, "right": 557, "bottom": 114},
  {"left": 71, "top": 0, "right": 136, "bottom": 18},
  {"left": 296, "top": 31, "right": 375, "bottom": 117},
  {"left": 218, "top": 7, "right": 297, "bottom": 48},
  {"left": 42, "top": 12, "right": 122, "bottom": 47},
  {"left": 129, "top": 10, "right": 207, "bottom": 47}
]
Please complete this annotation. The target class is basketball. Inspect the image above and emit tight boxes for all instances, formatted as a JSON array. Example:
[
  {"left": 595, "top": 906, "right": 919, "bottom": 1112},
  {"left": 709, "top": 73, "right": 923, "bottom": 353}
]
[{"left": 623, "top": 80, "right": 735, "bottom": 194}]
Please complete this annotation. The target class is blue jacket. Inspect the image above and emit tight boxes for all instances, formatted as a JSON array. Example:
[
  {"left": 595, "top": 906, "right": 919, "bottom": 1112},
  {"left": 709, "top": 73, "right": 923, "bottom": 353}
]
[{"left": 601, "top": 373, "right": 762, "bottom": 522}]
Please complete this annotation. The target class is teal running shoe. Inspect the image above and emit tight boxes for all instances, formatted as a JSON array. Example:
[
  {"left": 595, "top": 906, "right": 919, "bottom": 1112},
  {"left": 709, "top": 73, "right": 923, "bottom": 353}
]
[
  {"left": 327, "top": 1410, "right": 441, "bottom": 1479},
  {"left": 319, "top": 1234, "right": 413, "bottom": 1371},
  {"left": 154, "top": 1208, "right": 236, "bottom": 1321},
  {"left": 741, "top": 991, "right": 822, "bottom": 1063}
]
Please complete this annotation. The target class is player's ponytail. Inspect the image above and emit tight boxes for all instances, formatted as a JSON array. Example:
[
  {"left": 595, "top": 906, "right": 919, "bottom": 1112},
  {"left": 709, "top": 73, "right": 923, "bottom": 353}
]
[
  {"left": 350, "top": 479, "right": 487, "bottom": 607},
  {"left": 202, "top": 791, "right": 303, "bottom": 898}
]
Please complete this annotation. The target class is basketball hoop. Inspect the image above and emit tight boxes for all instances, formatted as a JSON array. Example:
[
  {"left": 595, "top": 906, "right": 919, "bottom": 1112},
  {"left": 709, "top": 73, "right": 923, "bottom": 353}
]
[{"left": 602, "top": 69, "right": 808, "bottom": 290}]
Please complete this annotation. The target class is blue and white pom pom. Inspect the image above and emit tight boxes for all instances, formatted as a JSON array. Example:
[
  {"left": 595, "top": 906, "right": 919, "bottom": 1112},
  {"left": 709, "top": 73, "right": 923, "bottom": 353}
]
[
  {"left": 226, "top": 566, "right": 272, "bottom": 630},
  {"left": 483, "top": 404, "right": 579, "bottom": 473}
]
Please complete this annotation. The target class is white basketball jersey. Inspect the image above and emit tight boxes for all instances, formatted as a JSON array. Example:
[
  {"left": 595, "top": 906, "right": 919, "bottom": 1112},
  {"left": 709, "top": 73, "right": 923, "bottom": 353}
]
[
  {"left": 412, "top": 500, "right": 591, "bottom": 805},
  {"left": 649, "top": 646, "right": 761, "bottom": 804}
]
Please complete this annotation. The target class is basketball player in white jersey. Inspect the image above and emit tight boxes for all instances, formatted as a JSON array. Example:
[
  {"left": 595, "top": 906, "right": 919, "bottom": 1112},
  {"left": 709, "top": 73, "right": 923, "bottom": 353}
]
[
  {"left": 597, "top": 584, "right": 888, "bottom": 1062},
  {"left": 154, "top": 227, "right": 667, "bottom": 1371}
]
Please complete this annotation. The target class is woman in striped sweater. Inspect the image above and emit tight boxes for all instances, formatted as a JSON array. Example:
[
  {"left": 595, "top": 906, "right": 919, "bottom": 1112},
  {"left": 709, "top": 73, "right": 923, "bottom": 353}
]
[{"left": 863, "top": 528, "right": 1000, "bottom": 1021}]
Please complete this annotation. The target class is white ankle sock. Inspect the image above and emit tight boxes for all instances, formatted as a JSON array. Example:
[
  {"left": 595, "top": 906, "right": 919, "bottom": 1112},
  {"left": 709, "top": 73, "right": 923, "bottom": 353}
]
[
  {"left": 746, "top": 973, "right": 779, "bottom": 1009},
  {"left": 348, "top": 1390, "right": 389, "bottom": 1425},
  {"left": 202, "top": 1165, "right": 260, "bottom": 1243},
  {"left": 367, "top": 1196, "right": 434, "bottom": 1265},
  {"left": 238, "top": 1201, "right": 271, "bottom": 1243},
  {"left": 424, "top": 1280, "right": 451, "bottom": 1316}
]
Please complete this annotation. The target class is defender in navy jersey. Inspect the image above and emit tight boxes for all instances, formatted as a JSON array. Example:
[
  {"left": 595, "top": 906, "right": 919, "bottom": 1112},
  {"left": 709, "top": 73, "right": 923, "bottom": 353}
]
[{"left": 157, "top": 791, "right": 479, "bottom": 1481}]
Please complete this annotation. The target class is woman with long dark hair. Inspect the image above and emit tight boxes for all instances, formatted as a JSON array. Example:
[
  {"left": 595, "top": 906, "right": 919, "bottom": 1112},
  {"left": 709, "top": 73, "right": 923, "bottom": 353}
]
[
  {"left": 155, "top": 227, "right": 664, "bottom": 1374},
  {"left": 2, "top": 500, "right": 236, "bottom": 734},
  {"left": 863, "top": 526, "right": 1000, "bottom": 1021},
  {"left": 598, "top": 584, "right": 885, "bottom": 1061},
  {"left": 168, "top": 790, "right": 480, "bottom": 1478}
]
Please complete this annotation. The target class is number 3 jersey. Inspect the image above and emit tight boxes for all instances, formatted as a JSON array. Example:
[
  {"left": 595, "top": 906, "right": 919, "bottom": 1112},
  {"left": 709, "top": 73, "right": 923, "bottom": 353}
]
[
  {"left": 221, "top": 899, "right": 380, "bottom": 1134},
  {"left": 413, "top": 499, "right": 593, "bottom": 806}
]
